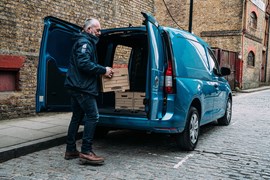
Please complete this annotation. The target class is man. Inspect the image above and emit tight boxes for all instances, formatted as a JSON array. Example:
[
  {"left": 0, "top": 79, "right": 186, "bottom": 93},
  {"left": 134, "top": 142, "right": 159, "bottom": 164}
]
[{"left": 64, "top": 18, "right": 113, "bottom": 165}]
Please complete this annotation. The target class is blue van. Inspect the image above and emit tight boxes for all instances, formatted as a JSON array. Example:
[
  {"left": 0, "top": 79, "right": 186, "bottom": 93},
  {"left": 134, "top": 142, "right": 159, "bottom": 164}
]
[{"left": 36, "top": 13, "right": 232, "bottom": 150}]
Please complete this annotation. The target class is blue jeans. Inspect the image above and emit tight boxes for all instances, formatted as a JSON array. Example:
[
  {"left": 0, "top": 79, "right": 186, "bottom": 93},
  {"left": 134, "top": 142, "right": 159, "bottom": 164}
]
[{"left": 66, "top": 91, "right": 99, "bottom": 154}]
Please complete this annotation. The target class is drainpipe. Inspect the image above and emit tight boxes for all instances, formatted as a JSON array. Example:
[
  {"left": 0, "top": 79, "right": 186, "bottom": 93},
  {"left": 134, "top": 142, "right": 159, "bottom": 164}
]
[
  {"left": 242, "top": 0, "right": 247, "bottom": 61},
  {"left": 240, "top": 0, "right": 247, "bottom": 89},
  {"left": 188, "top": 0, "right": 193, "bottom": 33},
  {"left": 265, "top": 15, "right": 270, "bottom": 82}
]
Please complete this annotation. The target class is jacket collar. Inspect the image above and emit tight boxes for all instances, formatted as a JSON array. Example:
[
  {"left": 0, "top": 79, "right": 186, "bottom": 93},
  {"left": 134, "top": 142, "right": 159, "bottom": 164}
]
[{"left": 81, "top": 32, "right": 99, "bottom": 44}]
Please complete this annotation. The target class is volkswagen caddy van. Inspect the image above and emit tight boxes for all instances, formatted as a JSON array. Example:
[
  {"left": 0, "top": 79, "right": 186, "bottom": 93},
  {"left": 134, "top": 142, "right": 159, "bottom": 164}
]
[{"left": 36, "top": 12, "right": 232, "bottom": 150}]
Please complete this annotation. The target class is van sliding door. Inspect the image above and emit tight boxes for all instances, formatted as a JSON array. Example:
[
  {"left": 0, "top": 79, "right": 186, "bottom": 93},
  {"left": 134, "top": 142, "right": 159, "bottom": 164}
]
[{"left": 142, "top": 12, "right": 165, "bottom": 120}]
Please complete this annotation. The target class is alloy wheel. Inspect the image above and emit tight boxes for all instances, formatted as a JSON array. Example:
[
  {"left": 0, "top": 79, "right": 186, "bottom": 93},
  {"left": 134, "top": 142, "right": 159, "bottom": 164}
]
[{"left": 189, "top": 113, "right": 199, "bottom": 144}]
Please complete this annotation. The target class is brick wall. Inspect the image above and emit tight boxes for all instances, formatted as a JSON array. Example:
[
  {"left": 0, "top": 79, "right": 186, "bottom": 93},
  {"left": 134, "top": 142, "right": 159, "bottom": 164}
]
[
  {"left": 0, "top": 0, "right": 154, "bottom": 120},
  {"left": 193, "top": 0, "right": 243, "bottom": 52},
  {"left": 154, "top": 0, "right": 188, "bottom": 29},
  {"left": 154, "top": 0, "right": 244, "bottom": 51}
]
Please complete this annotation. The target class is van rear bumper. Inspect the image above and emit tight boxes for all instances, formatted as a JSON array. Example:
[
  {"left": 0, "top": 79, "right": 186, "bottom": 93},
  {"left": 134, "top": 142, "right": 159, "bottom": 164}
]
[{"left": 98, "top": 115, "right": 185, "bottom": 134}]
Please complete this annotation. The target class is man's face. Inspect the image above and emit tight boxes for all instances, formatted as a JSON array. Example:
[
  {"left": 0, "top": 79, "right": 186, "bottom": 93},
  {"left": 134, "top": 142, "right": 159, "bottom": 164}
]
[{"left": 86, "top": 22, "right": 101, "bottom": 37}]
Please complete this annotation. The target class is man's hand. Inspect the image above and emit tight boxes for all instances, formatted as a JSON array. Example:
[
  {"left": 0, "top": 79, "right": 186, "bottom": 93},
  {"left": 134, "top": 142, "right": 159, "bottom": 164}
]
[{"left": 104, "top": 67, "right": 114, "bottom": 78}]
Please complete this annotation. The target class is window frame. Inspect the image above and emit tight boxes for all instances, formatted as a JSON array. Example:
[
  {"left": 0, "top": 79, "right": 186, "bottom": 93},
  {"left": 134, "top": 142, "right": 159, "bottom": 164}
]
[
  {"left": 207, "top": 48, "right": 221, "bottom": 74},
  {"left": 0, "top": 55, "right": 25, "bottom": 92},
  {"left": 249, "top": 11, "right": 257, "bottom": 30},
  {"left": 247, "top": 51, "right": 255, "bottom": 67}
]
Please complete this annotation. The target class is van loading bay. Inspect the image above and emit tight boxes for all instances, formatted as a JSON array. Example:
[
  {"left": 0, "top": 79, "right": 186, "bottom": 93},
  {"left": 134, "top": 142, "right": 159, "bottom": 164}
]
[{"left": 1, "top": 90, "right": 270, "bottom": 179}]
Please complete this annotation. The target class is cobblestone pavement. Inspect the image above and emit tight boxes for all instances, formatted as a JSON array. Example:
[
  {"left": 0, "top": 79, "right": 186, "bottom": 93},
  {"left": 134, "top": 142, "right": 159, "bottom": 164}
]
[{"left": 1, "top": 90, "right": 270, "bottom": 180}]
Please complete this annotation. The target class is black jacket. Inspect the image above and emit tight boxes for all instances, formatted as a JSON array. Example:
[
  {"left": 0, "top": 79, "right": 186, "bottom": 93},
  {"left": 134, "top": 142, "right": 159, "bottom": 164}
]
[{"left": 64, "top": 32, "right": 106, "bottom": 96}]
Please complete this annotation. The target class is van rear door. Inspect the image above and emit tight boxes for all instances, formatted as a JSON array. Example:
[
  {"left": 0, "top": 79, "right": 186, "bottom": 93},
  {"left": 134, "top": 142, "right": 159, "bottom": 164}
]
[
  {"left": 142, "top": 12, "right": 165, "bottom": 120},
  {"left": 36, "top": 16, "right": 81, "bottom": 112}
]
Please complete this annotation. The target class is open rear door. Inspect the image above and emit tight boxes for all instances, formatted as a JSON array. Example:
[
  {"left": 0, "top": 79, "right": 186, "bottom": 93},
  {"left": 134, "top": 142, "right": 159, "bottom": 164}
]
[
  {"left": 142, "top": 12, "right": 165, "bottom": 120},
  {"left": 36, "top": 16, "right": 81, "bottom": 112}
]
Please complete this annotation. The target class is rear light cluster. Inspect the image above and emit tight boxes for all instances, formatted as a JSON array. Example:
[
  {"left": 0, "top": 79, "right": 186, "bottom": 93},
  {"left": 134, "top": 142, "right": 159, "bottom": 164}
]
[{"left": 165, "top": 60, "right": 173, "bottom": 94}]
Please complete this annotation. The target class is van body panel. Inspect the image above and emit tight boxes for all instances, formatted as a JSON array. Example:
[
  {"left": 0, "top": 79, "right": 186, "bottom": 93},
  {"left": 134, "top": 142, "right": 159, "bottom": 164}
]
[
  {"left": 98, "top": 115, "right": 182, "bottom": 133},
  {"left": 211, "top": 76, "right": 231, "bottom": 119}
]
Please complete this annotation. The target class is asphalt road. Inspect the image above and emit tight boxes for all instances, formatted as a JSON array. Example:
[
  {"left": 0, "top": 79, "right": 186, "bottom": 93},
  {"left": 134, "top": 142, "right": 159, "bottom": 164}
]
[{"left": 1, "top": 90, "right": 270, "bottom": 180}]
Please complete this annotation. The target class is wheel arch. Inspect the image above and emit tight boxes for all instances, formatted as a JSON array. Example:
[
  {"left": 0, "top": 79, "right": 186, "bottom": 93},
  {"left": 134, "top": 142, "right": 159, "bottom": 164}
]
[
  {"left": 190, "top": 98, "right": 202, "bottom": 120},
  {"left": 228, "top": 92, "right": 232, "bottom": 102}
]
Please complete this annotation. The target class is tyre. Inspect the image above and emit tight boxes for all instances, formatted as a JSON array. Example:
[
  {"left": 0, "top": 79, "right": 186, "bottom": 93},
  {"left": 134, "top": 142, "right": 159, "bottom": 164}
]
[
  {"left": 175, "top": 106, "right": 200, "bottom": 151},
  {"left": 94, "top": 126, "right": 110, "bottom": 139},
  {"left": 217, "top": 98, "right": 232, "bottom": 126}
]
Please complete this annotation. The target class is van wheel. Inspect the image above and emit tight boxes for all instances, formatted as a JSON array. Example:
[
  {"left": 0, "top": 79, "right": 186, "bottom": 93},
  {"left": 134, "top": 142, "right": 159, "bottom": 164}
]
[
  {"left": 175, "top": 106, "right": 200, "bottom": 151},
  {"left": 217, "top": 98, "right": 232, "bottom": 126},
  {"left": 94, "top": 127, "right": 110, "bottom": 139}
]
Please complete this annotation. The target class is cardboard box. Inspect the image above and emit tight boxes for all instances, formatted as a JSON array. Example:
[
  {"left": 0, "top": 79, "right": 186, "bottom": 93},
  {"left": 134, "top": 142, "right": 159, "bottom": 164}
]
[
  {"left": 133, "top": 92, "right": 145, "bottom": 110},
  {"left": 115, "top": 92, "right": 133, "bottom": 99},
  {"left": 133, "top": 92, "right": 146, "bottom": 99},
  {"left": 115, "top": 92, "right": 145, "bottom": 111},
  {"left": 100, "top": 68, "right": 129, "bottom": 92},
  {"left": 115, "top": 92, "right": 133, "bottom": 110}
]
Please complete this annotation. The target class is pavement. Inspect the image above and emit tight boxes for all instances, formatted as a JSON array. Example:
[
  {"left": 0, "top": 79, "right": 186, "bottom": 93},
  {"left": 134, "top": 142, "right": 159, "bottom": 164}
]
[
  {"left": 0, "top": 85, "right": 270, "bottom": 163},
  {"left": 0, "top": 112, "right": 83, "bottom": 163}
]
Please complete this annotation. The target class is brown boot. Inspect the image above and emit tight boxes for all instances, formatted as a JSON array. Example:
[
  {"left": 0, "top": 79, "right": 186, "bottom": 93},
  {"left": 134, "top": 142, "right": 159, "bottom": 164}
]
[
  {"left": 64, "top": 150, "right": 79, "bottom": 160},
  {"left": 79, "top": 152, "right": 104, "bottom": 165}
]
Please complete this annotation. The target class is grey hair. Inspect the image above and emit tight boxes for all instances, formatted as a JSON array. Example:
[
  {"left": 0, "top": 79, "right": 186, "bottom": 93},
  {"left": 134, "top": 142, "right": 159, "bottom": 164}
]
[{"left": 83, "top": 18, "right": 99, "bottom": 31}]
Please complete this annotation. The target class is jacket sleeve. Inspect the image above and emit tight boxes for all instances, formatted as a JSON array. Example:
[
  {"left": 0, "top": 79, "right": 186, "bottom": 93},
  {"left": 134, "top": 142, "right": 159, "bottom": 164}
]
[{"left": 74, "top": 40, "right": 106, "bottom": 75}]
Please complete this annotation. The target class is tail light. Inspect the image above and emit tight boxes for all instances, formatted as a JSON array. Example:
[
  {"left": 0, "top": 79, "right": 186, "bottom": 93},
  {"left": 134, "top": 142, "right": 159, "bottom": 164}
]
[{"left": 165, "top": 60, "right": 173, "bottom": 94}]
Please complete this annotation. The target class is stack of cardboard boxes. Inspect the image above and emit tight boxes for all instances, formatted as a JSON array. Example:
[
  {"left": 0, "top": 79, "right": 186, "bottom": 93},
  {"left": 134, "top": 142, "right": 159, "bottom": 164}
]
[
  {"left": 115, "top": 91, "right": 145, "bottom": 111},
  {"left": 100, "top": 66, "right": 145, "bottom": 111}
]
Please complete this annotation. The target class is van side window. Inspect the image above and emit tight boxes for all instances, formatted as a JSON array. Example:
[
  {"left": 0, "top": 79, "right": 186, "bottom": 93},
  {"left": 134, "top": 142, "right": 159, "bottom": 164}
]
[
  {"left": 172, "top": 37, "right": 208, "bottom": 71},
  {"left": 170, "top": 37, "right": 212, "bottom": 78},
  {"left": 191, "top": 41, "right": 209, "bottom": 69},
  {"left": 207, "top": 48, "right": 220, "bottom": 73}
]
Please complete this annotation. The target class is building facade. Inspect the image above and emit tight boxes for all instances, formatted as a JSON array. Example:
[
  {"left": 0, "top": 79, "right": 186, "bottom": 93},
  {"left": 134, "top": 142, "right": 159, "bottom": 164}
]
[{"left": 155, "top": 0, "right": 270, "bottom": 89}]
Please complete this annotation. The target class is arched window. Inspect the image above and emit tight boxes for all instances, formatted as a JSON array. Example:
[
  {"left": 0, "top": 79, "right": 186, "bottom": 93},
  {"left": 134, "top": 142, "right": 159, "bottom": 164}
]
[
  {"left": 247, "top": 51, "right": 255, "bottom": 66},
  {"left": 250, "top": 12, "right": 257, "bottom": 29}
]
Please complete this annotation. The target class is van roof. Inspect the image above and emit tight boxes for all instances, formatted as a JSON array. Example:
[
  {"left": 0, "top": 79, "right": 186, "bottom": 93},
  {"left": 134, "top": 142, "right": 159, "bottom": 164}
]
[
  {"left": 162, "top": 26, "right": 209, "bottom": 47},
  {"left": 102, "top": 26, "right": 209, "bottom": 48}
]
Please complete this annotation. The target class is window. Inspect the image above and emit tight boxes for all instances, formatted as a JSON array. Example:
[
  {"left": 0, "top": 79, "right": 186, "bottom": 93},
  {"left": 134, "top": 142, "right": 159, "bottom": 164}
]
[
  {"left": 247, "top": 51, "right": 255, "bottom": 67},
  {"left": 250, "top": 12, "right": 257, "bottom": 29},
  {"left": 193, "top": 41, "right": 209, "bottom": 69},
  {"left": 173, "top": 38, "right": 208, "bottom": 70},
  {"left": 0, "top": 71, "right": 17, "bottom": 91},
  {"left": 0, "top": 55, "right": 25, "bottom": 92},
  {"left": 207, "top": 48, "right": 220, "bottom": 74}
]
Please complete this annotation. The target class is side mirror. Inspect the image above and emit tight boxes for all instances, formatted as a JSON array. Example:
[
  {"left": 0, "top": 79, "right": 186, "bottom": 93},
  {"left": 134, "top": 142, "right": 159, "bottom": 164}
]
[{"left": 220, "top": 67, "right": 231, "bottom": 76}]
